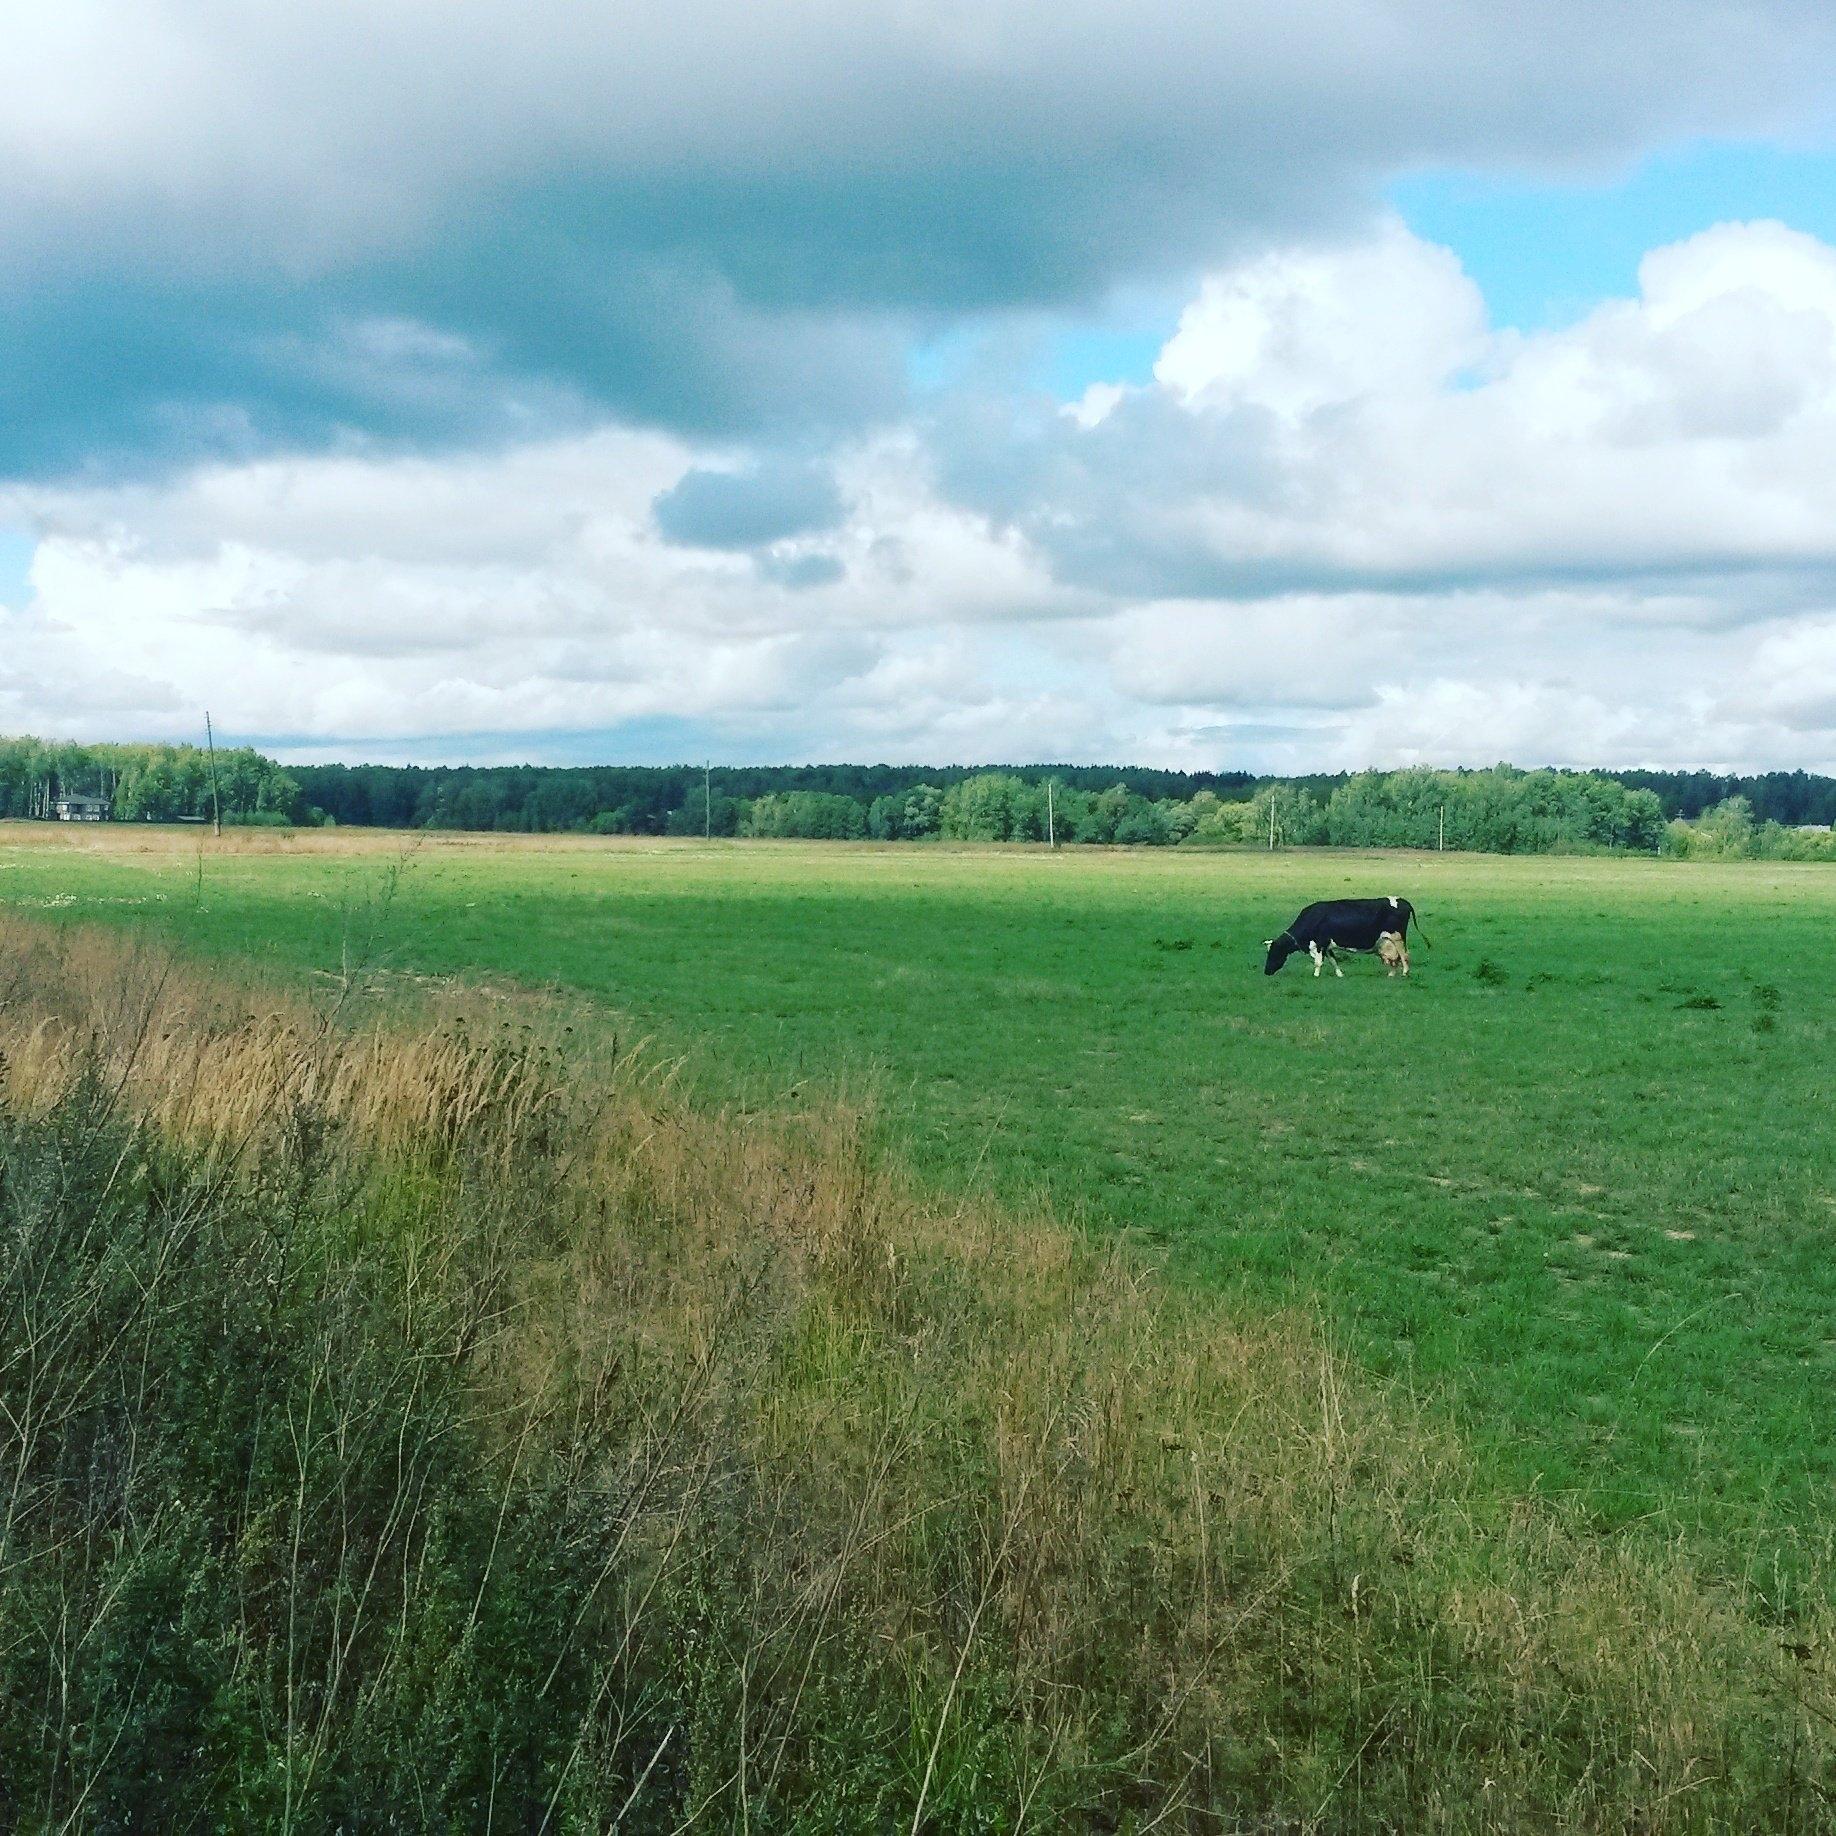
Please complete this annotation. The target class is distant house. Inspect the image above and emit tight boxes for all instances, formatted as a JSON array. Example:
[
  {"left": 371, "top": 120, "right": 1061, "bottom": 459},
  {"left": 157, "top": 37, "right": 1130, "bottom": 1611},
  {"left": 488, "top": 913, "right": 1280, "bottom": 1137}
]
[{"left": 51, "top": 794, "right": 111, "bottom": 822}]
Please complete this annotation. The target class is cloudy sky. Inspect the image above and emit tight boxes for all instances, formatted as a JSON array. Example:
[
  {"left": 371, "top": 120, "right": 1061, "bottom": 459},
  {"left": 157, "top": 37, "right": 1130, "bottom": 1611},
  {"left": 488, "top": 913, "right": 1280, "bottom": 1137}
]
[{"left": 6, "top": 2, "right": 1836, "bottom": 771}]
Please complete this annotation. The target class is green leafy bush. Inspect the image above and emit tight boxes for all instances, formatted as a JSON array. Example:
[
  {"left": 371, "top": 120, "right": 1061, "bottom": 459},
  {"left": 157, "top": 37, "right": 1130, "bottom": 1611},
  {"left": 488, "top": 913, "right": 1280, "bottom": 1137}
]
[{"left": 0, "top": 1079, "right": 625, "bottom": 1828}]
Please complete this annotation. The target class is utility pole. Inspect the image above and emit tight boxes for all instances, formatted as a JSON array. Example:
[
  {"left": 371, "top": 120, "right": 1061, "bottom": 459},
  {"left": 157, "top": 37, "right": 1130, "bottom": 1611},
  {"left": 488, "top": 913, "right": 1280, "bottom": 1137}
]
[
  {"left": 205, "top": 711, "right": 222, "bottom": 837},
  {"left": 704, "top": 762, "right": 712, "bottom": 840},
  {"left": 1438, "top": 804, "right": 1445, "bottom": 852},
  {"left": 1046, "top": 779, "right": 1056, "bottom": 849},
  {"left": 1268, "top": 796, "right": 1277, "bottom": 852}
]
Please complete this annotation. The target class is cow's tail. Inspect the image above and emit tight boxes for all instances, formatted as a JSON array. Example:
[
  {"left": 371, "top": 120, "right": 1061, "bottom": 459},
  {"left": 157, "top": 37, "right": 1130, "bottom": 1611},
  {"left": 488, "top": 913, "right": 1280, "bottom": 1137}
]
[{"left": 1405, "top": 902, "right": 1432, "bottom": 947}]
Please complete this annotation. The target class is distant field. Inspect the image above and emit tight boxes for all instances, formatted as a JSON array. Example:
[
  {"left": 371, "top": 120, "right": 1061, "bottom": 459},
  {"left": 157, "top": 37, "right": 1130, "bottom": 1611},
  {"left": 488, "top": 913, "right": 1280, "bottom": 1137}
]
[{"left": 6, "top": 822, "right": 1835, "bottom": 1573}]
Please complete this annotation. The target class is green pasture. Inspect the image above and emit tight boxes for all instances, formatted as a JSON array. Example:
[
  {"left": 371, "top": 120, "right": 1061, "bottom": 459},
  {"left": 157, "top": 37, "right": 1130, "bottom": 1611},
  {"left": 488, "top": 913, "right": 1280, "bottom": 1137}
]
[{"left": 5, "top": 826, "right": 1834, "bottom": 1572}]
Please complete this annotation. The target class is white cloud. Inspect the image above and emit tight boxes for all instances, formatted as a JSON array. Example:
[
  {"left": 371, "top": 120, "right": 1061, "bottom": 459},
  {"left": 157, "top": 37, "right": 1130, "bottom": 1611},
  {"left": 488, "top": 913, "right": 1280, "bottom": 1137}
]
[
  {"left": 1720, "top": 616, "right": 1836, "bottom": 732},
  {"left": 0, "top": 427, "right": 1093, "bottom": 754},
  {"left": 944, "top": 216, "right": 1836, "bottom": 769},
  {"left": 969, "top": 217, "right": 1836, "bottom": 595},
  {"left": 14, "top": 215, "right": 1836, "bottom": 773},
  {"left": 1155, "top": 221, "right": 1488, "bottom": 415}
]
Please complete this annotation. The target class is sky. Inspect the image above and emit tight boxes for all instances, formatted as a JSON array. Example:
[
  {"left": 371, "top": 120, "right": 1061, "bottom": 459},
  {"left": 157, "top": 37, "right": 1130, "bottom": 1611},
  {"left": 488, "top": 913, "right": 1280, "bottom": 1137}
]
[{"left": 5, "top": 3, "right": 1836, "bottom": 773}]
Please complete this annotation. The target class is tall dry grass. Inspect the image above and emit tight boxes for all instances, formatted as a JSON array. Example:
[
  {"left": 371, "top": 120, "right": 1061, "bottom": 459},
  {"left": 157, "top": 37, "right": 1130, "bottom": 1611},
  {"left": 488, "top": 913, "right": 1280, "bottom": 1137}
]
[{"left": 0, "top": 913, "right": 1831, "bottom": 1830}]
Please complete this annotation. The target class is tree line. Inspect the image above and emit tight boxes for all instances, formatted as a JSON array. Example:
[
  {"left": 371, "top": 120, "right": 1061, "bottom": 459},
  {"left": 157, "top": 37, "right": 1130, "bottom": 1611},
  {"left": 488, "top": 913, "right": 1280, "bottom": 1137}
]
[
  {"left": 0, "top": 736, "right": 303, "bottom": 825},
  {"left": 7, "top": 735, "right": 1836, "bottom": 857},
  {"left": 281, "top": 758, "right": 1836, "bottom": 847},
  {"left": 286, "top": 760, "right": 1259, "bottom": 834}
]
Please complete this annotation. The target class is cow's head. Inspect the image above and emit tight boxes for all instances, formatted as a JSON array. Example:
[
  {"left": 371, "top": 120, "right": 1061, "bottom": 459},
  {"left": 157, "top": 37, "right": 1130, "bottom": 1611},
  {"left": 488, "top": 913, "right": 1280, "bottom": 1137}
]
[{"left": 1263, "top": 934, "right": 1296, "bottom": 975}]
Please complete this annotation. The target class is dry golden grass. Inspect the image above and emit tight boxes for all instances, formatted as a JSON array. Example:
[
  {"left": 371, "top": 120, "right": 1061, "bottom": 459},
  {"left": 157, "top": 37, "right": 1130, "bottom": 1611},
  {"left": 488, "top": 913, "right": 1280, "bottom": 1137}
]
[
  {"left": 1, "top": 911, "right": 1832, "bottom": 1830},
  {"left": 0, "top": 814, "right": 744, "bottom": 863}
]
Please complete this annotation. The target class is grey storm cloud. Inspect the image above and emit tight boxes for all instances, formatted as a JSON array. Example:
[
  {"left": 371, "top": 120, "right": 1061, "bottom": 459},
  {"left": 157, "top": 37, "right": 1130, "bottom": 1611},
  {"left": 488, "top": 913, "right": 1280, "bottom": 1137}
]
[
  {"left": 653, "top": 461, "right": 845, "bottom": 550},
  {"left": 5, "top": 0, "right": 1836, "bottom": 477},
  {"left": 929, "top": 388, "right": 1295, "bottom": 598}
]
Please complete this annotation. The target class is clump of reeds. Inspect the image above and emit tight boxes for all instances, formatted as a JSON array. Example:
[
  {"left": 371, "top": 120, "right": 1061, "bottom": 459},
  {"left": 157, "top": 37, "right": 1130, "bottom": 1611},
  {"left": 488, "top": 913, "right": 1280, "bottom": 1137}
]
[{"left": 0, "top": 915, "right": 1830, "bottom": 1831}]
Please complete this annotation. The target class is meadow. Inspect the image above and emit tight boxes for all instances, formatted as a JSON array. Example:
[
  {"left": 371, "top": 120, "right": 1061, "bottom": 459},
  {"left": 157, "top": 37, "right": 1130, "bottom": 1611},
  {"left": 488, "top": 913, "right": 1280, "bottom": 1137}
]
[
  {"left": 13, "top": 915, "right": 1834, "bottom": 1828},
  {"left": 4, "top": 822, "right": 1834, "bottom": 1578}
]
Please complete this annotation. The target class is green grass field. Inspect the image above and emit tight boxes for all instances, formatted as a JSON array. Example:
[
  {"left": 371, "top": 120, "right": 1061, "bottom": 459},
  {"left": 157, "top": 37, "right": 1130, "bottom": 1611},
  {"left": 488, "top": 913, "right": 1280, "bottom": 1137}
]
[{"left": 7, "top": 824, "right": 1834, "bottom": 1575}]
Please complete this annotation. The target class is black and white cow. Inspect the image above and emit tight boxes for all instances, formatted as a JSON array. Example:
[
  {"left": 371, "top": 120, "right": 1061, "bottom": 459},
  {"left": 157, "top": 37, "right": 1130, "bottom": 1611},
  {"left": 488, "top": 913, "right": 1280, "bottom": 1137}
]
[{"left": 1264, "top": 897, "right": 1425, "bottom": 977}]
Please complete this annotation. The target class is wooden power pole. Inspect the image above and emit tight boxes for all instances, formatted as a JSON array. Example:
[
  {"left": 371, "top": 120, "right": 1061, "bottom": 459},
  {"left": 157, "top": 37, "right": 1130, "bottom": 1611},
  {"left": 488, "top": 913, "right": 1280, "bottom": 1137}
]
[{"left": 205, "top": 712, "right": 222, "bottom": 837}]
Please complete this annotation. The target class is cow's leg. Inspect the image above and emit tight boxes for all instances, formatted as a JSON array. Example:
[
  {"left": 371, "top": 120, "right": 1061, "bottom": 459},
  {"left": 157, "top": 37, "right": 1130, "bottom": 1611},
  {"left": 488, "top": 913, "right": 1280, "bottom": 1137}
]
[
  {"left": 1329, "top": 944, "right": 1344, "bottom": 979},
  {"left": 1400, "top": 944, "right": 1410, "bottom": 976},
  {"left": 1309, "top": 940, "right": 1324, "bottom": 977}
]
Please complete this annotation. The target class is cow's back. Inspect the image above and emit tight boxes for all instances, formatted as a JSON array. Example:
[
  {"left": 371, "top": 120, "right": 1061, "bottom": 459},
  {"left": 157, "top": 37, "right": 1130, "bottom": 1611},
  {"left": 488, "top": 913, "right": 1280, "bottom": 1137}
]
[{"left": 1292, "top": 898, "right": 1400, "bottom": 949}]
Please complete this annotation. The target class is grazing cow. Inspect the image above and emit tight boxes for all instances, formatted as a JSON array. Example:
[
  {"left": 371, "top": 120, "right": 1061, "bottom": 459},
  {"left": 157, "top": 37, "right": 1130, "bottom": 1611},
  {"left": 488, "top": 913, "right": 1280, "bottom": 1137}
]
[{"left": 1264, "top": 897, "right": 1425, "bottom": 977}]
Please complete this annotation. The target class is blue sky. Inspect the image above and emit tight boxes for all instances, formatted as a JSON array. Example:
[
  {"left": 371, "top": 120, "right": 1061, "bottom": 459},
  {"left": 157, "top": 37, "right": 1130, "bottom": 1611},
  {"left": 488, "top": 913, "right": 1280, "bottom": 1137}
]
[
  {"left": 8, "top": 2, "right": 1836, "bottom": 773},
  {"left": 0, "top": 529, "right": 32, "bottom": 608},
  {"left": 911, "top": 312, "right": 1175, "bottom": 399},
  {"left": 1392, "top": 138, "right": 1836, "bottom": 332},
  {"left": 913, "top": 137, "right": 1836, "bottom": 402}
]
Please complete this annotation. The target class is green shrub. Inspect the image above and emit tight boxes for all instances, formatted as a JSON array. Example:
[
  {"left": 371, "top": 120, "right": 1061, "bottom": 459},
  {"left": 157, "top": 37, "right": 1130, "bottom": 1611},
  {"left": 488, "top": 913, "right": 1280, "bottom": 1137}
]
[{"left": 0, "top": 1082, "right": 621, "bottom": 1828}]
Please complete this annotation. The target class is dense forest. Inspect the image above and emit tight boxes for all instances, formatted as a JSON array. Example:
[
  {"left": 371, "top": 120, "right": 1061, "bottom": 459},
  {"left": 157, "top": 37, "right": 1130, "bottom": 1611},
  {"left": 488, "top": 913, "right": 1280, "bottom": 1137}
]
[
  {"left": 8, "top": 735, "right": 1836, "bottom": 857},
  {"left": 284, "top": 758, "right": 1836, "bottom": 842},
  {"left": 283, "top": 758, "right": 1836, "bottom": 856},
  {"left": 285, "top": 760, "right": 1260, "bottom": 834}
]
